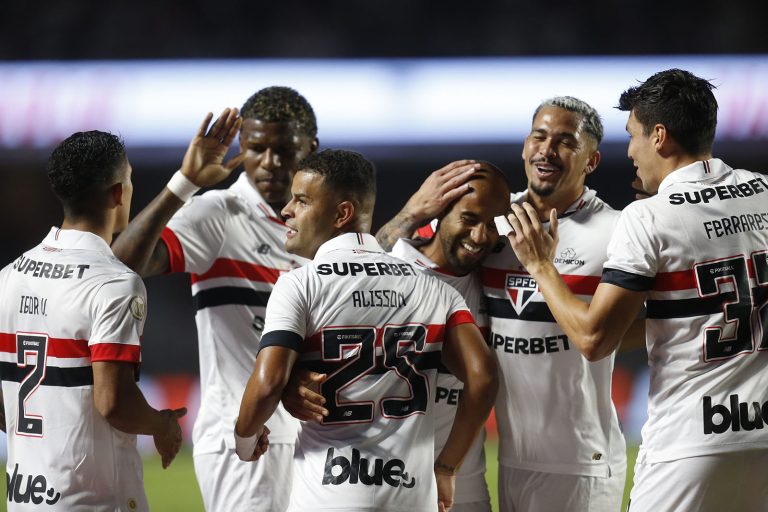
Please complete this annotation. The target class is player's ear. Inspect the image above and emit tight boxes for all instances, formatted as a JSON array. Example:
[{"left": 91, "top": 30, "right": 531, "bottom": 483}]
[
  {"left": 110, "top": 182, "right": 124, "bottom": 207},
  {"left": 334, "top": 200, "right": 355, "bottom": 230},
  {"left": 584, "top": 150, "right": 601, "bottom": 175}
]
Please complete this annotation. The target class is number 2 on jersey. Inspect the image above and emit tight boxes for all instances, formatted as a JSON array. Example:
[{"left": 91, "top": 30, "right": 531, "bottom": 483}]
[
  {"left": 15, "top": 333, "right": 48, "bottom": 436},
  {"left": 695, "top": 251, "right": 768, "bottom": 361},
  {"left": 321, "top": 325, "right": 430, "bottom": 424}
]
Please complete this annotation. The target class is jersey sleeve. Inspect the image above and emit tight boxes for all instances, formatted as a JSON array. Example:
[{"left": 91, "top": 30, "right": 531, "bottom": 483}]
[
  {"left": 163, "top": 193, "right": 232, "bottom": 275},
  {"left": 602, "top": 202, "right": 658, "bottom": 291},
  {"left": 442, "top": 282, "right": 476, "bottom": 327},
  {"left": 89, "top": 272, "right": 146, "bottom": 363},
  {"left": 259, "top": 271, "right": 308, "bottom": 352}
]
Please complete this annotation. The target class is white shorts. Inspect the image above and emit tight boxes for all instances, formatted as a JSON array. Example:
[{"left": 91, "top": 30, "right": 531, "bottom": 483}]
[
  {"left": 499, "top": 465, "right": 625, "bottom": 512},
  {"left": 194, "top": 442, "right": 294, "bottom": 512},
  {"left": 453, "top": 471, "right": 491, "bottom": 512},
  {"left": 628, "top": 447, "right": 768, "bottom": 512}
]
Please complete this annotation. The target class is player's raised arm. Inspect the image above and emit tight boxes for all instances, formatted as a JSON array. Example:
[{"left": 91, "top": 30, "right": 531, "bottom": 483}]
[
  {"left": 436, "top": 321, "right": 498, "bottom": 509},
  {"left": 375, "top": 160, "right": 478, "bottom": 250},
  {"left": 112, "top": 108, "right": 242, "bottom": 277}
]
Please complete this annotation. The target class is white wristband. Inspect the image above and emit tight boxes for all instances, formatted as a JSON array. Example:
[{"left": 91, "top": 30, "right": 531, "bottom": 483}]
[
  {"left": 166, "top": 170, "right": 200, "bottom": 202},
  {"left": 494, "top": 215, "right": 515, "bottom": 237},
  {"left": 234, "top": 431, "right": 259, "bottom": 461}
]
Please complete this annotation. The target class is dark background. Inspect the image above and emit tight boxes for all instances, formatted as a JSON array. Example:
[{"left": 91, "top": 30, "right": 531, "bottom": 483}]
[{"left": 1, "top": 1, "right": 765, "bottom": 374}]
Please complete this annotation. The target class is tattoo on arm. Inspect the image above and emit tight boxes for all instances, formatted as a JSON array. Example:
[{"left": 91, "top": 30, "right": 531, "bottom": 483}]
[{"left": 375, "top": 210, "right": 421, "bottom": 251}]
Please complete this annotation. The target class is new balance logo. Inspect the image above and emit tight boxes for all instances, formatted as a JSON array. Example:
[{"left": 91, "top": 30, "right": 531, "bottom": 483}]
[
  {"left": 703, "top": 395, "right": 768, "bottom": 434},
  {"left": 322, "top": 447, "right": 416, "bottom": 488}
]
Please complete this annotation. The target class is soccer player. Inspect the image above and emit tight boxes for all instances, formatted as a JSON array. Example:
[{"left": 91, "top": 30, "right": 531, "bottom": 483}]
[
  {"left": 235, "top": 149, "right": 498, "bottom": 512},
  {"left": 285, "top": 161, "right": 510, "bottom": 511},
  {"left": 111, "top": 87, "right": 319, "bottom": 511},
  {"left": 376, "top": 97, "right": 635, "bottom": 511},
  {"left": 503, "top": 69, "right": 768, "bottom": 511},
  {"left": 0, "top": 109, "right": 238, "bottom": 509}
]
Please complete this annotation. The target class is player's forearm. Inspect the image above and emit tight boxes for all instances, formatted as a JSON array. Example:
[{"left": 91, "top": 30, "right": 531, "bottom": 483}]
[
  {"left": 528, "top": 262, "right": 616, "bottom": 361},
  {"left": 236, "top": 374, "right": 284, "bottom": 438},
  {"left": 436, "top": 363, "right": 498, "bottom": 470},
  {"left": 375, "top": 209, "right": 423, "bottom": 251},
  {"left": 112, "top": 188, "right": 183, "bottom": 277},
  {"left": 94, "top": 380, "right": 170, "bottom": 436}
]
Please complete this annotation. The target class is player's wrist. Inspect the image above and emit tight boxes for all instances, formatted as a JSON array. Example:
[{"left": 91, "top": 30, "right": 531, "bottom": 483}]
[
  {"left": 234, "top": 429, "right": 259, "bottom": 460},
  {"left": 166, "top": 170, "right": 200, "bottom": 202},
  {"left": 433, "top": 460, "right": 458, "bottom": 476}
]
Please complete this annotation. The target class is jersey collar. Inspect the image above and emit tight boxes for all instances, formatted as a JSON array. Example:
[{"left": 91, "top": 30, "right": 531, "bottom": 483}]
[
  {"left": 315, "top": 233, "right": 384, "bottom": 259},
  {"left": 43, "top": 227, "right": 114, "bottom": 256},
  {"left": 657, "top": 158, "right": 731, "bottom": 193},
  {"left": 512, "top": 186, "right": 597, "bottom": 220},
  {"left": 230, "top": 172, "right": 282, "bottom": 220},
  {"left": 391, "top": 238, "right": 458, "bottom": 275}
]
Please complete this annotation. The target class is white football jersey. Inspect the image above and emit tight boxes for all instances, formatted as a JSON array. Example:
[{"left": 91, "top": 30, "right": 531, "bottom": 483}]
[
  {"left": 482, "top": 188, "right": 626, "bottom": 477},
  {"left": 162, "top": 172, "right": 306, "bottom": 453},
  {"left": 0, "top": 228, "right": 147, "bottom": 511},
  {"left": 603, "top": 159, "right": 768, "bottom": 463},
  {"left": 389, "top": 238, "right": 489, "bottom": 504},
  {"left": 261, "top": 233, "right": 475, "bottom": 512}
]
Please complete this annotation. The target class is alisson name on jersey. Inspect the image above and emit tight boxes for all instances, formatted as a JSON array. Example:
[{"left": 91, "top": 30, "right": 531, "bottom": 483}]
[
  {"left": 12, "top": 256, "right": 89, "bottom": 279},
  {"left": 352, "top": 289, "right": 407, "bottom": 308},
  {"left": 316, "top": 261, "right": 417, "bottom": 277},
  {"left": 668, "top": 176, "right": 768, "bottom": 205}
]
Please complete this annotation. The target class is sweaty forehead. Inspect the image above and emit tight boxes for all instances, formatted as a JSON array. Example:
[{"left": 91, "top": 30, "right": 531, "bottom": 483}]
[
  {"left": 454, "top": 176, "right": 509, "bottom": 215},
  {"left": 240, "top": 118, "right": 306, "bottom": 145}
]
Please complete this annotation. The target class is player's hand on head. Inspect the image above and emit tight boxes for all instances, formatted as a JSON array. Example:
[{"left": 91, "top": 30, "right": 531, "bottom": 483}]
[
  {"left": 180, "top": 108, "right": 243, "bottom": 188},
  {"left": 403, "top": 160, "right": 479, "bottom": 224},
  {"left": 505, "top": 202, "right": 559, "bottom": 275},
  {"left": 282, "top": 368, "right": 328, "bottom": 423},
  {"left": 155, "top": 407, "right": 187, "bottom": 469}
]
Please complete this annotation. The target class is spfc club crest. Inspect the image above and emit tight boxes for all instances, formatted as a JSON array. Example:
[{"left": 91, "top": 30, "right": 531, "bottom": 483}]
[{"left": 506, "top": 273, "right": 538, "bottom": 315}]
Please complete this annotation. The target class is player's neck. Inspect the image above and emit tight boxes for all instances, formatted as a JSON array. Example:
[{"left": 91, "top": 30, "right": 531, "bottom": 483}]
[
  {"left": 527, "top": 187, "right": 583, "bottom": 222},
  {"left": 61, "top": 215, "right": 115, "bottom": 245}
]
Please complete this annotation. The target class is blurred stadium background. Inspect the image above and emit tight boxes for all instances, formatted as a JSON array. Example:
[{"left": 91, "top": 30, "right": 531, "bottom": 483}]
[{"left": 0, "top": 2, "right": 765, "bottom": 510}]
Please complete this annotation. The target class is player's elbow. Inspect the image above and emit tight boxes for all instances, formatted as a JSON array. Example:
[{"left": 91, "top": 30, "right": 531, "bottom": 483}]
[
  {"left": 577, "top": 332, "right": 615, "bottom": 362},
  {"left": 465, "top": 353, "right": 499, "bottom": 404},
  {"left": 93, "top": 388, "right": 123, "bottom": 423}
]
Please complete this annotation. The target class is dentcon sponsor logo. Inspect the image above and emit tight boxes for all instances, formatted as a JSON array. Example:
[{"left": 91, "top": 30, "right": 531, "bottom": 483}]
[
  {"left": 322, "top": 447, "right": 416, "bottom": 488},
  {"left": 553, "top": 247, "right": 585, "bottom": 267}
]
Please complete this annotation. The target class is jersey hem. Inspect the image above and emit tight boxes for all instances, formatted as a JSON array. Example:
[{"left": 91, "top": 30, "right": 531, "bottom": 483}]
[
  {"left": 498, "top": 458, "right": 613, "bottom": 478},
  {"left": 643, "top": 440, "right": 768, "bottom": 463}
]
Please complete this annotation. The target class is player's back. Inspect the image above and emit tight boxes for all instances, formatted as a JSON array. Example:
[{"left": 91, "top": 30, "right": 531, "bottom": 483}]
[
  {"left": 264, "top": 233, "right": 472, "bottom": 512},
  {"left": 609, "top": 160, "right": 768, "bottom": 462},
  {"left": 0, "top": 228, "right": 147, "bottom": 511}
]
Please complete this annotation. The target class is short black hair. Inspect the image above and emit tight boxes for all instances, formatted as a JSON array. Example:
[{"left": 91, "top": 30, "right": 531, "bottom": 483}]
[
  {"left": 241, "top": 86, "right": 318, "bottom": 139},
  {"left": 534, "top": 96, "right": 604, "bottom": 145},
  {"left": 618, "top": 69, "right": 718, "bottom": 156},
  {"left": 47, "top": 130, "right": 127, "bottom": 212},
  {"left": 298, "top": 149, "right": 376, "bottom": 212}
]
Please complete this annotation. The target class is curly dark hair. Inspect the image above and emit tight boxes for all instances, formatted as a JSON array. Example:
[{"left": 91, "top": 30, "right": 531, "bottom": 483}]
[
  {"left": 618, "top": 69, "right": 718, "bottom": 156},
  {"left": 298, "top": 149, "right": 376, "bottom": 210},
  {"left": 47, "top": 130, "right": 126, "bottom": 208},
  {"left": 241, "top": 86, "right": 317, "bottom": 139}
]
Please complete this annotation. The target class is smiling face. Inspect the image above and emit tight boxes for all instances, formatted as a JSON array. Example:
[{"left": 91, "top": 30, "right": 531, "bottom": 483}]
[
  {"left": 239, "top": 119, "right": 315, "bottom": 212},
  {"left": 427, "top": 166, "right": 511, "bottom": 275},
  {"left": 280, "top": 170, "right": 340, "bottom": 259},
  {"left": 522, "top": 106, "right": 598, "bottom": 206}
]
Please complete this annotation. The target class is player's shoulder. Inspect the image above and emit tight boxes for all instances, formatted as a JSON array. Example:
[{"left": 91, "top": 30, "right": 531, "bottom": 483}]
[{"left": 186, "top": 187, "right": 249, "bottom": 217}]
